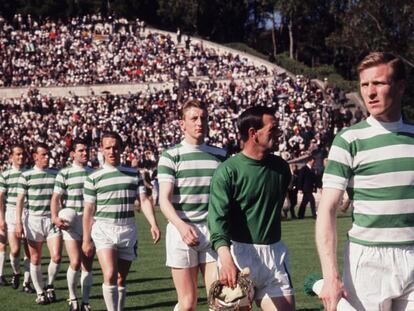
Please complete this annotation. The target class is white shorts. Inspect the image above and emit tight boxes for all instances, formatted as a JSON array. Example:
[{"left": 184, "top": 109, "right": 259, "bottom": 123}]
[
  {"left": 6, "top": 207, "right": 27, "bottom": 233},
  {"left": 229, "top": 240, "right": 294, "bottom": 302},
  {"left": 166, "top": 222, "right": 217, "bottom": 268},
  {"left": 91, "top": 221, "right": 137, "bottom": 262},
  {"left": 62, "top": 213, "right": 83, "bottom": 241},
  {"left": 24, "top": 214, "right": 62, "bottom": 242},
  {"left": 343, "top": 242, "right": 414, "bottom": 310}
]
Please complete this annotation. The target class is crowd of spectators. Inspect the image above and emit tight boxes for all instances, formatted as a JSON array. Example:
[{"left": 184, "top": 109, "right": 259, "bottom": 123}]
[
  {"left": 0, "top": 74, "right": 359, "bottom": 171},
  {"left": 0, "top": 14, "right": 269, "bottom": 87}
]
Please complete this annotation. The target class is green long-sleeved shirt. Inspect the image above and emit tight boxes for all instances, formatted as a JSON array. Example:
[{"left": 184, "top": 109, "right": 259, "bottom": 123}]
[{"left": 208, "top": 152, "right": 291, "bottom": 251}]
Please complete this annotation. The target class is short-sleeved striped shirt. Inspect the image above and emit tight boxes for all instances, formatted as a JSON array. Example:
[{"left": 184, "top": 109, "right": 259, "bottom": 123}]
[
  {"left": 83, "top": 164, "right": 144, "bottom": 225},
  {"left": 0, "top": 166, "right": 26, "bottom": 211},
  {"left": 53, "top": 164, "right": 93, "bottom": 214},
  {"left": 323, "top": 116, "right": 414, "bottom": 246},
  {"left": 157, "top": 141, "right": 226, "bottom": 223},
  {"left": 16, "top": 166, "right": 58, "bottom": 216}
]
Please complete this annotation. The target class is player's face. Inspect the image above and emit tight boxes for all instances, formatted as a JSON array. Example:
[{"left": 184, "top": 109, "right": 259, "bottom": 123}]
[
  {"left": 254, "top": 114, "right": 279, "bottom": 152},
  {"left": 72, "top": 144, "right": 88, "bottom": 166},
  {"left": 10, "top": 147, "right": 26, "bottom": 168},
  {"left": 359, "top": 63, "right": 405, "bottom": 122},
  {"left": 180, "top": 107, "right": 208, "bottom": 144},
  {"left": 33, "top": 147, "right": 49, "bottom": 169},
  {"left": 101, "top": 137, "right": 121, "bottom": 166}
]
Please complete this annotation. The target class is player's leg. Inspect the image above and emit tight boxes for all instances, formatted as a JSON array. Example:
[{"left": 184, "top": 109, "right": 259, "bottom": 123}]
[
  {"left": 172, "top": 266, "right": 199, "bottom": 311},
  {"left": 65, "top": 239, "right": 81, "bottom": 308},
  {"left": 166, "top": 222, "right": 199, "bottom": 311},
  {"left": 8, "top": 229, "right": 22, "bottom": 289},
  {"left": 97, "top": 248, "right": 119, "bottom": 311},
  {"left": 22, "top": 238, "right": 35, "bottom": 293},
  {"left": 45, "top": 234, "right": 62, "bottom": 303},
  {"left": 80, "top": 243, "right": 94, "bottom": 310},
  {"left": 256, "top": 295, "right": 295, "bottom": 311},
  {"left": 0, "top": 229, "right": 8, "bottom": 285},
  {"left": 117, "top": 258, "right": 132, "bottom": 311},
  {"left": 27, "top": 239, "right": 49, "bottom": 304},
  {"left": 200, "top": 261, "right": 217, "bottom": 296}
]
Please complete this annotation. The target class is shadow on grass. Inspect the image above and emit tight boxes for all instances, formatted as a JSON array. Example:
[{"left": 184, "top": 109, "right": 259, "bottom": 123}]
[{"left": 125, "top": 276, "right": 172, "bottom": 285}]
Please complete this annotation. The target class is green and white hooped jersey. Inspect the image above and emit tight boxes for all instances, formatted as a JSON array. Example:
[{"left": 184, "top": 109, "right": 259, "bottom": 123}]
[
  {"left": 53, "top": 164, "right": 93, "bottom": 214},
  {"left": 323, "top": 116, "right": 414, "bottom": 246},
  {"left": 83, "top": 164, "right": 144, "bottom": 225},
  {"left": 157, "top": 141, "right": 226, "bottom": 223},
  {"left": 0, "top": 166, "right": 26, "bottom": 211},
  {"left": 16, "top": 166, "right": 58, "bottom": 216}
]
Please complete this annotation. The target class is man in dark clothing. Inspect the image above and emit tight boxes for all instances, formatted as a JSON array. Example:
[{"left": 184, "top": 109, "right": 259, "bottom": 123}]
[{"left": 297, "top": 156, "right": 317, "bottom": 219}]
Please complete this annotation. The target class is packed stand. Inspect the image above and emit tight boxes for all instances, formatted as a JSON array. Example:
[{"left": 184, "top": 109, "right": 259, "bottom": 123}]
[
  {"left": 0, "top": 75, "right": 358, "bottom": 171},
  {"left": 0, "top": 14, "right": 269, "bottom": 87}
]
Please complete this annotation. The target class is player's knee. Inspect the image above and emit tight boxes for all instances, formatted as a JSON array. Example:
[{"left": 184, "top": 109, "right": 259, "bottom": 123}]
[
  {"left": 51, "top": 254, "right": 61, "bottom": 263},
  {"left": 103, "top": 269, "right": 117, "bottom": 285}
]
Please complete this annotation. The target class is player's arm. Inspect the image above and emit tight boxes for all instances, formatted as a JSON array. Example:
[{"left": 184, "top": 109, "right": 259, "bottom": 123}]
[
  {"left": 82, "top": 202, "right": 95, "bottom": 257},
  {"left": 159, "top": 181, "right": 199, "bottom": 246},
  {"left": 15, "top": 193, "right": 25, "bottom": 238},
  {"left": 207, "top": 168, "right": 237, "bottom": 288},
  {"left": 51, "top": 192, "right": 69, "bottom": 230},
  {"left": 315, "top": 187, "right": 347, "bottom": 311},
  {"left": 138, "top": 192, "right": 160, "bottom": 243}
]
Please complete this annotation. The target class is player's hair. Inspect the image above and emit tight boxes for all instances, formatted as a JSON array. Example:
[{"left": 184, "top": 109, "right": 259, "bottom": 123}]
[
  {"left": 237, "top": 106, "right": 276, "bottom": 142},
  {"left": 180, "top": 99, "right": 207, "bottom": 119},
  {"left": 33, "top": 142, "right": 49, "bottom": 154},
  {"left": 70, "top": 138, "right": 88, "bottom": 152},
  {"left": 9, "top": 143, "right": 25, "bottom": 155},
  {"left": 357, "top": 52, "right": 406, "bottom": 81},
  {"left": 101, "top": 131, "right": 123, "bottom": 149}
]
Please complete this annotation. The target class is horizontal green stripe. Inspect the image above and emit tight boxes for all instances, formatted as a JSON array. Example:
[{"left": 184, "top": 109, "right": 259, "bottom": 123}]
[
  {"left": 66, "top": 171, "right": 88, "bottom": 179},
  {"left": 95, "top": 210, "right": 135, "bottom": 219},
  {"left": 355, "top": 158, "right": 414, "bottom": 175},
  {"left": 331, "top": 135, "right": 351, "bottom": 152},
  {"left": 28, "top": 194, "right": 52, "bottom": 201},
  {"left": 349, "top": 185, "right": 414, "bottom": 201},
  {"left": 28, "top": 206, "right": 50, "bottom": 211},
  {"left": 173, "top": 185, "right": 210, "bottom": 195},
  {"left": 6, "top": 193, "right": 17, "bottom": 198},
  {"left": 66, "top": 195, "right": 83, "bottom": 200},
  {"left": 157, "top": 165, "right": 175, "bottom": 176},
  {"left": 84, "top": 188, "right": 95, "bottom": 196},
  {"left": 96, "top": 183, "right": 137, "bottom": 194},
  {"left": 26, "top": 184, "right": 55, "bottom": 190},
  {"left": 174, "top": 152, "right": 223, "bottom": 162},
  {"left": 349, "top": 236, "right": 414, "bottom": 246},
  {"left": 360, "top": 132, "right": 414, "bottom": 151},
  {"left": 173, "top": 202, "right": 208, "bottom": 212},
  {"left": 67, "top": 183, "right": 85, "bottom": 190},
  {"left": 94, "top": 170, "right": 137, "bottom": 182},
  {"left": 176, "top": 168, "right": 216, "bottom": 179},
  {"left": 354, "top": 213, "right": 414, "bottom": 228},
  {"left": 324, "top": 160, "right": 352, "bottom": 179},
  {"left": 97, "top": 197, "right": 136, "bottom": 206}
]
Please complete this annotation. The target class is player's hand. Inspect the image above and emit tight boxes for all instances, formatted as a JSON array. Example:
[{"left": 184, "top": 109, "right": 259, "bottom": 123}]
[
  {"left": 178, "top": 222, "right": 199, "bottom": 246},
  {"left": 15, "top": 222, "right": 23, "bottom": 239},
  {"left": 319, "top": 276, "right": 347, "bottom": 311},
  {"left": 53, "top": 217, "right": 69, "bottom": 230},
  {"left": 0, "top": 219, "right": 6, "bottom": 232},
  {"left": 82, "top": 240, "right": 94, "bottom": 258},
  {"left": 219, "top": 252, "right": 238, "bottom": 289},
  {"left": 150, "top": 225, "right": 161, "bottom": 244}
]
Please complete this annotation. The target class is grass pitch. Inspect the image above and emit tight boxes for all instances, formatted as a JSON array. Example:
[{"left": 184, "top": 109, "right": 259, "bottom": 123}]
[{"left": 0, "top": 210, "right": 351, "bottom": 310}]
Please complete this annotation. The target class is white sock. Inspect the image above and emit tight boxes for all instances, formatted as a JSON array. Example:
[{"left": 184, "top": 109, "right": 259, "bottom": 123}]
[
  {"left": 102, "top": 284, "right": 118, "bottom": 311},
  {"left": 47, "top": 261, "right": 61, "bottom": 285},
  {"left": 173, "top": 303, "right": 179, "bottom": 311},
  {"left": 0, "top": 251, "right": 5, "bottom": 276},
  {"left": 23, "top": 256, "right": 30, "bottom": 283},
  {"left": 30, "top": 263, "right": 44, "bottom": 294},
  {"left": 81, "top": 271, "right": 93, "bottom": 304},
  {"left": 67, "top": 267, "right": 79, "bottom": 300},
  {"left": 118, "top": 286, "right": 126, "bottom": 311},
  {"left": 9, "top": 254, "right": 20, "bottom": 274}
]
